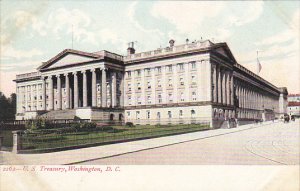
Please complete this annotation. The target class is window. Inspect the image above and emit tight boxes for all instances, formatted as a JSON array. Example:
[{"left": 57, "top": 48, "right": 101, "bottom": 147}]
[
  {"left": 157, "top": 67, "right": 162, "bottom": 74},
  {"left": 146, "top": 111, "right": 150, "bottom": 119},
  {"left": 179, "top": 110, "right": 183, "bottom": 118},
  {"left": 128, "top": 83, "right": 131, "bottom": 91},
  {"left": 147, "top": 81, "right": 151, "bottom": 89},
  {"left": 136, "top": 111, "right": 140, "bottom": 119},
  {"left": 168, "top": 111, "right": 172, "bottom": 118},
  {"left": 128, "top": 96, "right": 132, "bottom": 105},
  {"left": 157, "top": 112, "right": 161, "bottom": 119},
  {"left": 168, "top": 78, "right": 172, "bottom": 87},
  {"left": 136, "top": 70, "right": 141, "bottom": 77},
  {"left": 147, "top": 95, "right": 151, "bottom": 104},
  {"left": 180, "top": 92, "right": 185, "bottom": 101},
  {"left": 167, "top": 65, "right": 172, "bottom": 72},
  {"left": 137, "top": 96, "right": 142, "bottom": 104},
  {"left": 168, "top": 93, "right": 173, "bottom": 102},
  {"left": 146, "top": 68, "right": 151, "bottom": 75},
  {"left": 191, "top": 75, "right": 196, "bottom": 84},
  {"left": 191, "top": 61, "right": 196, "bottom": 69},
  {"left": 157, "top": 79, "right": 162, "bottom": 87},
  {"left": 40, "top": 96, "right": 42, "bottom": 100},
  {"left": 127, "top": 111, "right": 131, "bottom": 117},
  {"left": 137, "top": 82, "right": 141, "bottom": 90},
  {"left": 192, "top": 92, "right": 197, "bottom": 101},
  {"left": 127, "top": 71, "right": 131, "bottom": 77},
  {"left": 180, "top": 77, "right": 184, "bottom": 85},
  {"left": 179, "top": 63, "right": 184, "bottom": 71},
  {"left": 158, "top": 94, "right": 162, "bottom": 103},
  {"left": 191, "top": 110, "right": 196, "bottom": 118}
]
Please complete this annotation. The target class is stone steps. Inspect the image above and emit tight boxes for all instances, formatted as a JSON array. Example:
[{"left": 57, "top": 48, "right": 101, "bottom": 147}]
[{"left": 40, "top": 110, "right": 76, "bottom": 120}]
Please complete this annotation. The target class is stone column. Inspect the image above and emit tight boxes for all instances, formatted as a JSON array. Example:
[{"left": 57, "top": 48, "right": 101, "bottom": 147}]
[
  {"left": 120, "top": 71, "right": 124, "bottom": 107},
  {"left": 35, "top": 84, "right": 39, "bottom": 110},
  {"left": 222, "top": 71, "right": 226, "bottom": 104},
  {"left": 218, "top": 67, "right": 222, "bottom": 103},
  {"left": 111, "top": 71, "right": 116, "bottom": 107},
  {"left": 30, "top": 85, "right": 33, "bottom": 111},
  {"left": 82, "top": 70, "right": 87, "bottom": 107},
  {"left": 48, "top": 76, "right": 54, "bottom": 110},
  {"left": 73, "top": 72, "right": 79, "bottom": 108},
  {"left": 162, "top": 65, "right": 167, "bottom": 103},
  {"left": 65, "top": 73, "right": 70, "bottom": 109},
  {"left": 92, "top": 69, "right": 97, "bottom": 107},
  {"left": 24, "top": 86, "right": 28, "bottom": 111},
  {"left": 226, "top": 72, "right": 230, "bottom": 105},
  {"left": 12, "top": 130, "right": 23, "bottom": 154},
  {"left": 184, "top": 63, "right": 190, "bottom": 102},
  {"left": 131, "top": 70, "right": 136, "bottom": 106},
  {"left": 212, "top": 65, "right": 217, "bottom": 102},
  {"left": 42, "top": 77, "right": 46, "bottom": 110},
  {"left": 56, "top": 74, "right": 62, "bottom": 110},
  {"left": 230, "top": 74, "right": 234, "bottom": 105},
  {"left": 101, "top": 69, "right": 107, "bottom": 107},
  {"left": 151, "top": 68, "right": 156, "bottom": 104},
  {"left": 141, "top": 69, "right": 145, "bottom": 105},
  {"left": 173, "top": 64, "right": 178, "bottom": 103}
]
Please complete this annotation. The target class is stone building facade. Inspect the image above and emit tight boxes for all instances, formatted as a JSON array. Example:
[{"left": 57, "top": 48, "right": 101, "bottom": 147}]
[{"left": 14, "top": 40, "right": 288, "bottom": 128}]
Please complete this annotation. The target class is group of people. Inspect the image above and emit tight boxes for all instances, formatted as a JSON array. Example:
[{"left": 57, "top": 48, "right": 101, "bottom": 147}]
[{"left": 282, "top": 114, "right": 295, "bottom": 123}]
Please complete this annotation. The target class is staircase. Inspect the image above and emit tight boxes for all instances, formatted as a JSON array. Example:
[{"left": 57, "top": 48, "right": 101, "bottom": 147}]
[{"left": 40, "top": 109, "right": 76, "bottom": 120}]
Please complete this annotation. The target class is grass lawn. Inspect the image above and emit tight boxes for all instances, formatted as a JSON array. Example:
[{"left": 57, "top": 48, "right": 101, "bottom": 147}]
[
  {"left": 21, "top": 124, "right": 210, "bottom": 150},
  {"left": 0, "top": 130, "right": 13, "bottom": 148}
]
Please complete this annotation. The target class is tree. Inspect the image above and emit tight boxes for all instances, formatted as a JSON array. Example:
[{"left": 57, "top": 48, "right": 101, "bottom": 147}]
[{"left": 0, "top": 92, "right": 16, "bottom": 120}]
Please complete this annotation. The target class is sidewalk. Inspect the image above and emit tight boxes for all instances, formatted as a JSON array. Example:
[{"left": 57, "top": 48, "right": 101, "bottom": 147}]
[{"left": 0, "top": 121, "right": 277, "bottom": 165}]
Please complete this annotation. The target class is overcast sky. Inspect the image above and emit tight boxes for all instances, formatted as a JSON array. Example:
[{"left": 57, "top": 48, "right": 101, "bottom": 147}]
[{"left": 0, "top": 1, "right": 299, "bottom": 96}]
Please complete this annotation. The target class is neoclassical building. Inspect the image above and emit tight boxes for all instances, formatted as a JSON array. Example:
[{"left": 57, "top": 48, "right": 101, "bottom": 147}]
[{"left": 14, "top": 39, "right": 288, "bottom": 128}]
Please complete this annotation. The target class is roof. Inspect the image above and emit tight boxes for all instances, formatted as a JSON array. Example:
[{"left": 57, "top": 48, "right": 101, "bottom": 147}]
[
  {"left": 37, "top": 49, "right": 102, "bottom": 70},
  {"left": 288, "top": 102, "right": 300, "bottom": 107},
  {"left": 288, "top": 94, "right": 300, "bottom": 97}
]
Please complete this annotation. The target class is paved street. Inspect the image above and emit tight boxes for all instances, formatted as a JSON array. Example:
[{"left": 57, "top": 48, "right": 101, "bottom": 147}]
[
  {"left": 1, "top": 120, "right": 299, "bottom": 165},
  {"left": 80, "top": 120, "right": 299, "bottom": 165}
]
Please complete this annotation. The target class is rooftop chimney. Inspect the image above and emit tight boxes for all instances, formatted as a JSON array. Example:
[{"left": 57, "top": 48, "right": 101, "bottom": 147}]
[
  {"left": 127, "top": 42, "right": 136, "bottom": 55},
  {"left": 169, "top": 39, "right": 175, "bottom": 47}
]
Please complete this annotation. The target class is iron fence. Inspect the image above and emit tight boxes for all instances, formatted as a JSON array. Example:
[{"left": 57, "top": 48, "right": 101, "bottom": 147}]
[{"left": 19, "top": 121, "right": 210, "bottom": 151}]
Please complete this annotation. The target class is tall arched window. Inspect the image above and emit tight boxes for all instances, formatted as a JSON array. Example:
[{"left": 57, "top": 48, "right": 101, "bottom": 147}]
[{"left": 191, "top": 110, "right": 196, "bottom": 118}]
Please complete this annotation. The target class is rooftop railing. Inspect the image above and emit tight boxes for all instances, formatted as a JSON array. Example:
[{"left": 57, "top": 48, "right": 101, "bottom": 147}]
[
  {"left": 125, "top": 40, "right": 214, "bottom": 61},
  {"left": 94, "top": 50, "right": 124, "bottom": 61},
  {"left": 16, "top": 72, "right": 41, "bottom": 80}
]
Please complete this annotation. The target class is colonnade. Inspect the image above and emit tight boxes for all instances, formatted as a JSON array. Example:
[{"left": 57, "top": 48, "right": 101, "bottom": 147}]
[
  {"left": 212, "top": 65, "right": 233, "bottom": 105},
  {"left": 37, "top": 68, "right": 123, "bottom": 111}
]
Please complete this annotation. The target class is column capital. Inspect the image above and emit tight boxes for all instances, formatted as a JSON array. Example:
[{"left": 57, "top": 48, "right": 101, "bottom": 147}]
[
  {"left": 72, "top": 71, "right": 77, "bottom": 75},
  {"left": 81, "top": 70, "right": 87, "bottom": 74},
  {"left": 64, "top": 73, "right": 69, "bottom": 77},
  {"left": 56, "top": 74, "right": 61, "bottom": 78},
  {"left": 91, "top": 68, "right": 96, "bottom": 72}
]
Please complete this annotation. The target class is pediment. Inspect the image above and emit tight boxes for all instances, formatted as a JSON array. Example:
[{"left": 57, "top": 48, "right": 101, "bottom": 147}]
[
  {"left": 47, "top": 53, "right": 96, "bottom": 69},
  {"left": 214, "top": 45, "right": 237, "bottom": 63},
  {"left": 38, "top": 49, "right": 101, "bottom": 70}
]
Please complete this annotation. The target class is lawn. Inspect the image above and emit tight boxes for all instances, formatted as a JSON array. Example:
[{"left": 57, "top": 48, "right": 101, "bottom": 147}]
[
  {"left": 20, "top": 123, "right": 210, "bottom": 151},
  {"left": 0, "top": 130, "right": 13, "bottom": 148}
]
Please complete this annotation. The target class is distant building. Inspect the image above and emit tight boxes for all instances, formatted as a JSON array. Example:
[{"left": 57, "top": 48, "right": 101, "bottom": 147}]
[
  {"left": 287, "top": 94, "right": 300, "bottom": 117},
  {"left": 14, "top": 39, "right": 288, "bottom": 128}
]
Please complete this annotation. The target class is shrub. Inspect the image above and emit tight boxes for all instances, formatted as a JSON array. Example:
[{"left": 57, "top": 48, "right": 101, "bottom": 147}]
[
  {"left": 25, "top": 118, "right": 52, "bottom": 130},
  {"left": 97, "top": 126, "right": 114, "bottom": 131},
  {"left": 81, "top": 122, "right": 96, "bottom": 129},
  {"left": 125, "top": 122, "right": 134, "bottom": 127}
]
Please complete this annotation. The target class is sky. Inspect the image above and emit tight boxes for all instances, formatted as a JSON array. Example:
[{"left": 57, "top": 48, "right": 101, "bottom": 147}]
[{"left": 0, "top": 0, "right": 299, "bottom": 97}]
